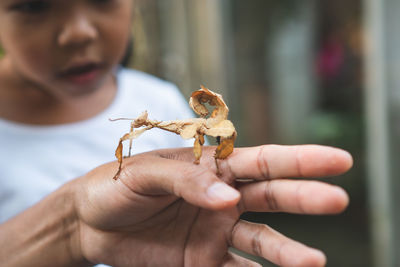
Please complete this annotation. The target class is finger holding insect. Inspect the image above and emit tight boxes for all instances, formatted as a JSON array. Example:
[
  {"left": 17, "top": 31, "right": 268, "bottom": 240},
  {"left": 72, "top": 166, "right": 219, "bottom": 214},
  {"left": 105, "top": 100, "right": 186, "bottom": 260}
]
[{"left": 222, "top": 144, "right": 353, "bottom": 181}]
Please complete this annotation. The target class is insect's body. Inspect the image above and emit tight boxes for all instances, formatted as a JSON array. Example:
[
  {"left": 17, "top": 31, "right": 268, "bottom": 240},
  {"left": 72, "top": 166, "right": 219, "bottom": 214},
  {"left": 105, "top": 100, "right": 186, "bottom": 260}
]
[{"left": 113, "top": 86, "right": 236, "bottom": 179}]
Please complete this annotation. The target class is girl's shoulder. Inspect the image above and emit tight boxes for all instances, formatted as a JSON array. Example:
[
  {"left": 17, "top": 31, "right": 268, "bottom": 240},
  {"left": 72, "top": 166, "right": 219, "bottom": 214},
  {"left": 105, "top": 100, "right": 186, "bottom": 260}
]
[
  {"left": 115, "top": 68, "right": 193, "bottom": 120},
  {"left": 117, "top": 68, "right": 181, "bottom": 97}
]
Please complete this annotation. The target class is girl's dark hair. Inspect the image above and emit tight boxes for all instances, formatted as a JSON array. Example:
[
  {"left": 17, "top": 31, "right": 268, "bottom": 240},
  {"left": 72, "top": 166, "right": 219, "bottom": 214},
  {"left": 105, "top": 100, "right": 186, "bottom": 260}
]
[{"left": 120, "top": 37, "right": 134, "bottom": 67}]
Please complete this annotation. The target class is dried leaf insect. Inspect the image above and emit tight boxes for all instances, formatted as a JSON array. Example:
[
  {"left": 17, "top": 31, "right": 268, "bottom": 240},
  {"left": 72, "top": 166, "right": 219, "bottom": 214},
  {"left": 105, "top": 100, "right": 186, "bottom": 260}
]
[{"left": 111, "top": 85, "right": 237, "bottom": 179}]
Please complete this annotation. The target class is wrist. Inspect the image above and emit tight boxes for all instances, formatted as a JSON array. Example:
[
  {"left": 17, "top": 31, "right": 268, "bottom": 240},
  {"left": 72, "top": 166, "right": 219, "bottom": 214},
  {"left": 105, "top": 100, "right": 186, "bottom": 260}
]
[
  {"left": 63, "top": 178, "right": 93, "bottom": 266},
  {"left": 0, "top": 178, "right": 91, "bottom": 267}
]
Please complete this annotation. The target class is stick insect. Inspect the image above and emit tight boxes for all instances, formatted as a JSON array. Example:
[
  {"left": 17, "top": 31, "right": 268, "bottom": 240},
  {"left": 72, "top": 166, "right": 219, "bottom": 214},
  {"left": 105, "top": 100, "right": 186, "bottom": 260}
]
[{"left": 111, "top": 85, "right": 237, "bottom": 179}]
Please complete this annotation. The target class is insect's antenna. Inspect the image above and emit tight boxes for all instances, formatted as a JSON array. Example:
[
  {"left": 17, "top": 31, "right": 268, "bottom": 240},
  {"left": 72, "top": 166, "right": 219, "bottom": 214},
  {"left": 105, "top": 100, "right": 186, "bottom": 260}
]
[{"left": 109, "top": 118, "right": 135, "bottom": 122}]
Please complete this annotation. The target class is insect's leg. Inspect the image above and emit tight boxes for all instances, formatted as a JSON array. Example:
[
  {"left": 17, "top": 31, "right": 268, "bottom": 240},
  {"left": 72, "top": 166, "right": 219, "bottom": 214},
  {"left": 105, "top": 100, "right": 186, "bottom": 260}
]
[
  {"left": 214, "top": 134, "right": 236, "bottom": 160},
  {"left": 215, "top": 136, "right": 222, "bottom": 175},
  {"left": 193, "top": 136, "right": 202, "bottom": 164},
  {"left": 193, "top": 134, "right": 205, "bottom": 164},
  {"left": 113, "top": 132, "right": 131, "bottom": 180},
  {"left": 213, "top": 133, "right": 237, "bottom": 176},
  {"left": 114, "top": 139, "right": 124, "bottom": 180},
  {"left": 214, "top": 157, "right": 221, "bottom": 177},
  {"left": 128, "top": 122, "right": 134, "bottom": 157}
]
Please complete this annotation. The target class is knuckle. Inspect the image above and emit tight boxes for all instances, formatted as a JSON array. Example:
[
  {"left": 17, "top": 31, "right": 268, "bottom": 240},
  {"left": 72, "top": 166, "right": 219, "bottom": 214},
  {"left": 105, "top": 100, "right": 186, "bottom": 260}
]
[
  {"left": 257, "top": 145, "right": 271, "bottom": 179},
  {"left": 251, "top": 224, "right": 268, "bottom": 257},
  {"left": 295, "top": 183, "right": 307, "bottom": 214},
  {"left": 179, "top": 165, "right": 209, "bottom": 181},
  {"left": 228, "top": 221, "right": 240, "bottom": 247},
  {"left": 174, "top": 166, "right": 211, "bottom": 195},
  {"left": 264, "top": 181, "right": 279, "bottom": 211}
]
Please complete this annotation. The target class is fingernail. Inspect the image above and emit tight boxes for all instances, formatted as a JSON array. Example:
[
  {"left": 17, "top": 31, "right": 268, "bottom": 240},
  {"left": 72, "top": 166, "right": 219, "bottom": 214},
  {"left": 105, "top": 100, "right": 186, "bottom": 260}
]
[
  {"left": 334, "top": 186, "right": 350, "bottom": 208},
  {"left": 337, "top": 149, "right": 354, "bottom": 167},
  {"left": 312, "top": 249, "right": 327, "bottom": 266},
  {"left": 207, "top": 182, "right": 240, "bottom": 202}
]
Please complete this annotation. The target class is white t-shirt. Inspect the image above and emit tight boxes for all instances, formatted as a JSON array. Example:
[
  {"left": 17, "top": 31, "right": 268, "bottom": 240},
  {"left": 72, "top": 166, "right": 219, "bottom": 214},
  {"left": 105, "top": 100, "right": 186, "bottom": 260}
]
[{"left": 0, "top": 68, "right": 195, "bottom": 223}]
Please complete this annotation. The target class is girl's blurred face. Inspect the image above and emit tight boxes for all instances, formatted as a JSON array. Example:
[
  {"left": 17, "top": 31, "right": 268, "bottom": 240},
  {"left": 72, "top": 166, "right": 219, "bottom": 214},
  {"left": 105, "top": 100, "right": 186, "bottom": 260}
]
[{"left": 0, "top": 0, "right": 133, "bottom": 98}]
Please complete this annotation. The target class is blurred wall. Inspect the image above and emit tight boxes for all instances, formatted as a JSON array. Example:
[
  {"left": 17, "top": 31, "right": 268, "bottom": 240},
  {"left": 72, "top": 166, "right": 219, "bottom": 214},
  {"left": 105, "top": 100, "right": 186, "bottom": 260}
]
[{"left": 129, "top": 1, "right": 372, "bottom": 266}]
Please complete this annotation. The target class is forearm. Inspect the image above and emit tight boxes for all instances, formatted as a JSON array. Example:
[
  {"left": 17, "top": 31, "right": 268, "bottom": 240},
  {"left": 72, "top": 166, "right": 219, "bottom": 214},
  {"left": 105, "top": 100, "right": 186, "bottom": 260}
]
[{"left": 0, "top": 180, "right": 91, "bottom": 267}]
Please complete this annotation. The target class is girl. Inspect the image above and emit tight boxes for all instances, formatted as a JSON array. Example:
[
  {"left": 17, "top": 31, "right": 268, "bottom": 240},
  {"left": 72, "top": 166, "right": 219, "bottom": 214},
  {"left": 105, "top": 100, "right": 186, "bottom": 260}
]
[{"left": 0, "top": 0, "right": 352, "bottom": 266}]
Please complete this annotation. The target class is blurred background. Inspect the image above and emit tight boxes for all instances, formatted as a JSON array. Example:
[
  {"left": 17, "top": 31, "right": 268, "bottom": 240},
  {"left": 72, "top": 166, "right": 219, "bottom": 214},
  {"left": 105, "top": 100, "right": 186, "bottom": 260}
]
[
  {"left": 1, "top": 0, "right": 397, "bottom": 266},
  {"left": 126, "top": 0, "right": 400, "bottom": 266}
]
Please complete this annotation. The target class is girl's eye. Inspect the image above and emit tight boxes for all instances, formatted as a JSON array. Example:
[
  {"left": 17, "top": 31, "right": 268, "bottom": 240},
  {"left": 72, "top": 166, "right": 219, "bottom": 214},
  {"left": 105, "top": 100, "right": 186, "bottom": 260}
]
[
  {"left": 11, "top": 1, "right": 50, "bottom": 14},
  {"left": 91, "top": 0, "right": 113, "bottom": 4}
]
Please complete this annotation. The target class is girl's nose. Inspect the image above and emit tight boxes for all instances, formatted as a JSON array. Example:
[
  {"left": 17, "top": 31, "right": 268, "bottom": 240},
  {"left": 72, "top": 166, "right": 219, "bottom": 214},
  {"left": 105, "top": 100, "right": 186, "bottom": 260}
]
[{"left": 58, "top": 14, "right": 98, "bottom": 47}]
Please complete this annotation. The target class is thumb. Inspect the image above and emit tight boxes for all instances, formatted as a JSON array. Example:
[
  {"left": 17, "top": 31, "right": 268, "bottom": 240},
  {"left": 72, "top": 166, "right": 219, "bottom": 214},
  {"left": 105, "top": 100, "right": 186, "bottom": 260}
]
[{"left": 117, "top": 154, "right": 241, "bottom": 210}]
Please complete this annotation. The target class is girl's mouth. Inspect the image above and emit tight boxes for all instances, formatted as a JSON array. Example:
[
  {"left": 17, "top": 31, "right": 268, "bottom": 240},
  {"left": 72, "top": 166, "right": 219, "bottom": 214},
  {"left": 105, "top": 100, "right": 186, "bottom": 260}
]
[{"left": 59, "top": 63, "right": 103, "bottom": 85}]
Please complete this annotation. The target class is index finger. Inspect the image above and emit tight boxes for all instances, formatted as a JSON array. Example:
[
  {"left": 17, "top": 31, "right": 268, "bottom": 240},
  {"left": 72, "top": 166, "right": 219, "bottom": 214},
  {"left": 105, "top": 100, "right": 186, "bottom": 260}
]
[{"left": 223, "top": 145, "right": 353, "bottom": 180}]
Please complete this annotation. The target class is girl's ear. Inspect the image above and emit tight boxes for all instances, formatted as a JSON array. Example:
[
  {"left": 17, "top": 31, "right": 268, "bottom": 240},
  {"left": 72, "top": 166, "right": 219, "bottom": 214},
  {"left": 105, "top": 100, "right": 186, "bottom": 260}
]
[
  {"left": 0, "top": 36, "right": 3, "bottom": 54},
  {"left": 0, "top": 43, "right": 4, "bottom": 58},
  {"left": 120, "top": 36, "right": 133, "bottom": 67},
  {"left": 0, "top": 34, "right": 8, "bottom": 57}
]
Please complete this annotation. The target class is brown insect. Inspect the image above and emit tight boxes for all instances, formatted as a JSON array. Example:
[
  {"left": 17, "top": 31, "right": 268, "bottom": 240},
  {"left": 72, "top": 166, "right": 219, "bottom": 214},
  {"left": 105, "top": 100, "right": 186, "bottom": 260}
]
[{"left": 112, "top": 85, "right": 237, "bottom": 179}]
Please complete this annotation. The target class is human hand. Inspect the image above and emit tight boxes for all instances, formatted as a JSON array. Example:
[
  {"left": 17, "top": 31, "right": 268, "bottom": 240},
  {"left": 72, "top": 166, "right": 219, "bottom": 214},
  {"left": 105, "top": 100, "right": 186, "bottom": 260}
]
[{"left": 73, "top": 145, "right": 352, "bottom": 267}]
